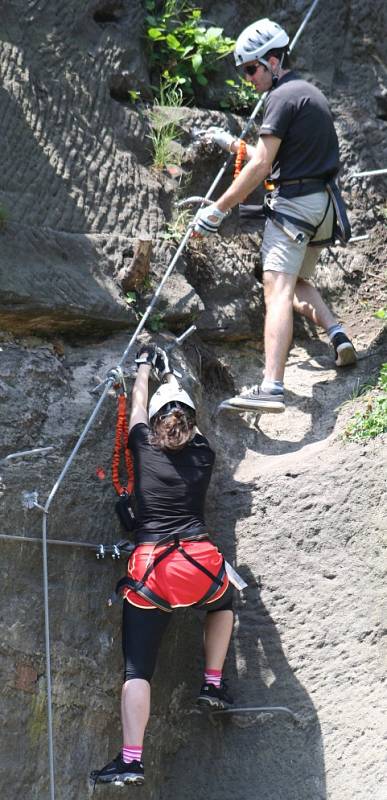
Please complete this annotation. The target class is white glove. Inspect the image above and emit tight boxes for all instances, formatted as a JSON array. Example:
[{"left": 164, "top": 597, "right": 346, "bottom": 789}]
[
  {"left": 198, "top": 126, "right": 237, "bottom": 152},
  {"left": 192, "top": 204, "right": 228, "bottom": 237}
]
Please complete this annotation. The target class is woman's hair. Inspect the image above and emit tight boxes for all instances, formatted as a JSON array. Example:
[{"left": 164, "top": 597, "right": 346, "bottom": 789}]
[{"left": 150, "top": 408, "right": 196, "bottom": 451}]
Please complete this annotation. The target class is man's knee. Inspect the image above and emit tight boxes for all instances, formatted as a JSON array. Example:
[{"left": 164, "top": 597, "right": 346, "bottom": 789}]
[{"left": 263, "top": 270, "right": 298, "bottom": 305}]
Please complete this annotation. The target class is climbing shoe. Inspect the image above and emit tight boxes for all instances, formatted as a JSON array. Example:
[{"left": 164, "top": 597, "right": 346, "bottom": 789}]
[
  {"left": 219, "top": 386, "right": 285, "bottom": 413},
  {"left": 90, "top": 753, "right": 144, "bottom": 786},
  {"left": 197, "top": 680, "right": 234, "bottom": 710},
  {"left": 331, "top": 332, "right": 357, "bottom": 367}
]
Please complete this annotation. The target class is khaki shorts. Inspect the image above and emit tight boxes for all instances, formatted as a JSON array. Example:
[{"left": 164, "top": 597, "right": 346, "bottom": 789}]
[{"left": 262, "top": 191, "right": 334, "bottom": 279}]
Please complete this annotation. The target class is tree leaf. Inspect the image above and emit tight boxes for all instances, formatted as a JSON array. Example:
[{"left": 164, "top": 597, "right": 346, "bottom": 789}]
[
  {"left": 204, "top": 27, "right": 223, "bottom": 39},
  {"left": 166, "top": 33, "right": 182, "bottom": 51},
  {"left": 147, "top": 27, "right": 164, "bottom": 39},
  {"left": 191, "top": 52, "right": 202, "bottom": 72}
]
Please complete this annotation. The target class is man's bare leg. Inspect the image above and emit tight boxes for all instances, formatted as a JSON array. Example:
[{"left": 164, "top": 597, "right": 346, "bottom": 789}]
[
  {"left": 263, "top": 270, "right": 299, "bottom": 382},
  {"left": 294, "top": 277, "right": 356, "bottom": 365},
  {"left": 220, "top": 270, "right": 297, "bottom": 411},
  {"left": 293, "top": 277, "right": 337, "bottom": 329}
]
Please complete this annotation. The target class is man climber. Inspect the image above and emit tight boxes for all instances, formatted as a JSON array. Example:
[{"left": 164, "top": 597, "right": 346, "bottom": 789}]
[
  {"left": 90, "top": 346, "right": 235, "bottom": 787},
  {"left": 195, "top": 18, "right": 356, "bottom": 414}
]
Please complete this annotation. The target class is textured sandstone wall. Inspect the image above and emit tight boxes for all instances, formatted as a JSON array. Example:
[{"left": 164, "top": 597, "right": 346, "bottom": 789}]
[{"left": 0, "top": 2, "right": 386, "bottom": 799}]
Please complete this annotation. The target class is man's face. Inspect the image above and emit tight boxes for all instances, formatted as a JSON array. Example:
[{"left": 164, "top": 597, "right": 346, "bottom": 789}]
[{"left": 242, "top": 60, "right": 275, "bottom": 92}]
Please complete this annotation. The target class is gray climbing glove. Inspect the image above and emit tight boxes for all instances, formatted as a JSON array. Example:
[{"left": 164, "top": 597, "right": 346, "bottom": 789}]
[
  {"left": 197, "top": 126, "right": 237, "bottom": 152},
  {"left": 135, "top": 345, "right": 157, "bottom": 369},
  {"left": 153, "top": 347, "right": 172, "bottom": 380},
  {"left": 192, "top": 204, "right": 228, "bottom": 238}
]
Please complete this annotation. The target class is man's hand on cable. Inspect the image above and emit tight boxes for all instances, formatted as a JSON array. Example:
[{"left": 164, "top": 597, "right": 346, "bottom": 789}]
[
  {"left": 197, "top": 126, "right": 237, "bottom": 152},
  {"left": 192, "top": 204, "right": 228, "bottom": 238}
]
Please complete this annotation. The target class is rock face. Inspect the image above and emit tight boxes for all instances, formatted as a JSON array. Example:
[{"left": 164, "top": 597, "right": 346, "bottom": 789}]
[{"left": 0, "top": 2, "right": 386, "bottom": 800}]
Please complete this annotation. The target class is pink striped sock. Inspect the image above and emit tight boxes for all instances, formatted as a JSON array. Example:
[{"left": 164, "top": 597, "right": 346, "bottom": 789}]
[
  {"left": 122, "top": 745, "right": 143, "bottom": 764},
  {"left": 204, "top": 668, "right": 222, "bottom": 688}
]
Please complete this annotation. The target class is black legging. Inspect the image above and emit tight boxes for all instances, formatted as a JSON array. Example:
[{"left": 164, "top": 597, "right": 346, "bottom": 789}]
[{"left": 122, "top": 587, "right": 234, "bottom": 683}]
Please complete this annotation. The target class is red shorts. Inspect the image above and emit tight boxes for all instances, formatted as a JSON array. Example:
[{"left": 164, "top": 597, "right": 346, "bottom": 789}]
[{"left": 123, "top": 540, "right": 229, "bottom": 610}]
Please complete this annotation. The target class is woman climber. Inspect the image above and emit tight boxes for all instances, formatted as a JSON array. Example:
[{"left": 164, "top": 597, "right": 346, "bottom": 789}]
[{"left": 90, "top": 344, "right": 235, "bottom": 787}]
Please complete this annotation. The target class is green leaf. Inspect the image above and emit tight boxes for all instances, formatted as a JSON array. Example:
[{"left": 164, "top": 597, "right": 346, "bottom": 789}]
[
  {"left": 374, "top": 308, "right": 387, "bottom": 320},
  {"left": 166, "top": 33, "right": 182, "bottom": 50},
  {"left": 147, "top": 27, "right": 164, "bottom": 39},
  {"left": 204, "top": 27, "right": 223, "bottom": 40},
  {"left": 196, "top": 72, "right": 208, "bottom": 85},
  {"left": 191, "top": 52, "right": 202, "bottom": 72},
  {"left": 125, "top": 292, "right": 137, "bottom": 304}
]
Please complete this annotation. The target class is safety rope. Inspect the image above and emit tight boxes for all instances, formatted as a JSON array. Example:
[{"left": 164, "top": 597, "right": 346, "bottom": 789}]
[
  {"left": 233, "top": 140, "right": 247, "bottom": 178},
  {"left": 112, "top": 394, "right": 134, "bottom": 496},
  {"left": 233, "top": 140, "right": 276, "bottom": 192}
]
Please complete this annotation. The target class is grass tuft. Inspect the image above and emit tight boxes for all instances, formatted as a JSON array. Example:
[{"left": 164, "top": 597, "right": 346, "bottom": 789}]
[{"left": 343, "top": 363, "right": 387, "bottom": 442}]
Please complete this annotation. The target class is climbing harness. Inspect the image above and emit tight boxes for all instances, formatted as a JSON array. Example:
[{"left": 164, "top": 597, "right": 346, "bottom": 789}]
[
  {"left": 113, "top": 532, "right": 227, "bottom": 612},
  {"left": 239, "top": 177, "right": 351, "bottom": 246},
  {"left": 3, "top": 4, "right": 322, "bottom": 798}
]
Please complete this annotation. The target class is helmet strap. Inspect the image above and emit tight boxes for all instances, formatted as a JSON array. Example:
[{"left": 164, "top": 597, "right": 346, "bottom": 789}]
[{"left": 260, "top": 51, "right": 285, "bottom": 87}]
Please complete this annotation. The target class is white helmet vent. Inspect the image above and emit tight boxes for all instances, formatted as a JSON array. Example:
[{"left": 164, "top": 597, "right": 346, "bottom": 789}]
[{"left": 234, "top": 18, "right": 289, "bottom": 66}]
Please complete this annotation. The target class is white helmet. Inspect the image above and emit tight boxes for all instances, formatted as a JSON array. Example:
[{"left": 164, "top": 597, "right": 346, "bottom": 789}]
[
  {"left": 148, "top": 382, "right": 196, "bottom": 421},
  {"left": 234, "top": 18, "right": 289, "bottom": 67}
]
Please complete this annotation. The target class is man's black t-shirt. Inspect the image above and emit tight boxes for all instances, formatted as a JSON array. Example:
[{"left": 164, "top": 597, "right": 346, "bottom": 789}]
[
  {"left": 260, "top": 72, "right": 340, "bottom": 181},
  {"left": 128, "top": 423, "right": 215, "bottom": 543}
]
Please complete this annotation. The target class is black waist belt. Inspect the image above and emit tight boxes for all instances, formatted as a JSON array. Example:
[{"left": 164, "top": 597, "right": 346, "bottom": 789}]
[
  {"left": 114, "top": 532, "right": 226, "bottom": 612},
  {"left": 275, "top": 178, "right": 327, "bottom": 198}
]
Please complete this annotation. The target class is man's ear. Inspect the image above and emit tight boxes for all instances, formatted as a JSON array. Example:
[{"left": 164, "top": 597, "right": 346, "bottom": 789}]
[{"left": 267, "top": 54, "right": 280, "bottom": 71}]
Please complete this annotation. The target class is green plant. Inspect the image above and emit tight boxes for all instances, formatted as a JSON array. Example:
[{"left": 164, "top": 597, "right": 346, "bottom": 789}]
[
  {"left": 163, "top": 207, "right": 193, "bottom": 241},
  {"left": 148, "top": 78, "right": 185, "bottom": 168},
  {"left": 124, "top": 291, "right": 137, "bottom": 306},
  {"left": 147, "top": 312, "right": 166, "bottom": 332},
  {"left": 343, "top": 363, "right": 387, "bottom": 442},
  {"left": 145, "top": 0, "right": 234, "bottom": 102},
  {"left": 374, "top": 308, "right": 387, "bottom": 321},
  {"left": 141, "top": 275, "right": 153, "bottom": 292},
  {"left": 220, "top": 77, "right": 259, "bottom": 112},
  {"left": 127, "top": 89, "right": 141, "bottom": 103}
]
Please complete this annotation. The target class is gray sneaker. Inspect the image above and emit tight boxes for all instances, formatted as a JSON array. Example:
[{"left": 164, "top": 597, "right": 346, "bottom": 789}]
[
  {"left": 331, "top": 332, "right": 357, "bottom": 367},
  {"left": 219, "top": 386, "right": 285, "bottom": 413}
]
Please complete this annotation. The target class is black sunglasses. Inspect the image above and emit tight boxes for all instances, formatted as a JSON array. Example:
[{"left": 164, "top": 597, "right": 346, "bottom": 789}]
[{"left": 243, "top": 62, "right": 261, "bottom": 77}]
